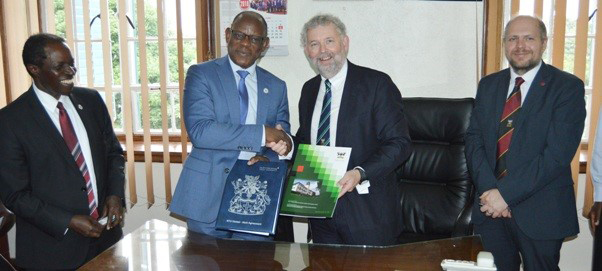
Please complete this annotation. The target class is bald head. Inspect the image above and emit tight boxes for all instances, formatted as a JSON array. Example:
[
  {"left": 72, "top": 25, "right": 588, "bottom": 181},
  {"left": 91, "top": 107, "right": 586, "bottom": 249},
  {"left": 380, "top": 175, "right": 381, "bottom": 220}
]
[{"left": 231, "top": 11, "right": 268, "bottom": 36}]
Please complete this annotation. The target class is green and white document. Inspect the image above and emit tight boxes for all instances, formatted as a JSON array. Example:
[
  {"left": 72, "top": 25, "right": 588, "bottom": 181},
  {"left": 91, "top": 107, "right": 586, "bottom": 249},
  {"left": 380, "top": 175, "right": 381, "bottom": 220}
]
[{"left": 280, "top": 144, "right": 352, "bottom": 218}]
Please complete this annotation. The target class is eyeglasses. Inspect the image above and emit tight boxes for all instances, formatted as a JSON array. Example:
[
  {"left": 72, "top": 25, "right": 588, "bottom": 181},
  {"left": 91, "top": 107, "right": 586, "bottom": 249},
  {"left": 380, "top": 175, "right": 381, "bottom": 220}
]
[{"left": 229, "top": 29, "right": 267, "bottom": 45}]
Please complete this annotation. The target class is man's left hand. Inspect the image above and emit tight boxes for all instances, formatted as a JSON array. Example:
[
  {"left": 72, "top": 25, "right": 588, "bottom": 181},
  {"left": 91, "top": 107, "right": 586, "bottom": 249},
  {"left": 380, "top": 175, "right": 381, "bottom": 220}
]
[
  {"left": 337, "top": 169, "right": 362, "bottom": 198},
  {"left": 479, "top": 189, "right": 508, "bottom": 218},
  {"left": 248, "top": 155, "right": 269, "bottom": 165},
  {"left": 101, "top": 195, "right": 124, "bottom": 230}
]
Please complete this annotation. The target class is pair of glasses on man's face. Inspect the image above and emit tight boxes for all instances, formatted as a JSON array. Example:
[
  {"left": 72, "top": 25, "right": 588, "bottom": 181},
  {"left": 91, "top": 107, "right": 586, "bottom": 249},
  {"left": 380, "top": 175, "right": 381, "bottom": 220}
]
[{"left": 229, "top": 29, "right": 266, "bottom": 45}]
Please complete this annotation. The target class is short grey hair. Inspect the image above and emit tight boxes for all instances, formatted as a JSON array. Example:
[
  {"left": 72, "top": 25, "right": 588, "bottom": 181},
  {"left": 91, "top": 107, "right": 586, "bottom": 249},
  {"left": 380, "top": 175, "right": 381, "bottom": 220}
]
[
  {"left": 300, "top": 14, "right": 347, "bottom": 46},
  {"left": 503, "top": 15, "right": 547, "bottom": 41}
]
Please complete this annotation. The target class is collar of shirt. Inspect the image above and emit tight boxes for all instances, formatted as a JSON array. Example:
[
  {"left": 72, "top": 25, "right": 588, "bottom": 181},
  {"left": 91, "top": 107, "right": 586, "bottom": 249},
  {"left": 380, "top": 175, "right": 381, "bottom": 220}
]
[
  {"left": 32, "top": 83, "right": 61, "bottom": 112},
  {"left": 508, "top": 60, "right": 542, "bottom": 104},
  {"left": 228, "top": 56, "right": 258, "bottom": 82}
]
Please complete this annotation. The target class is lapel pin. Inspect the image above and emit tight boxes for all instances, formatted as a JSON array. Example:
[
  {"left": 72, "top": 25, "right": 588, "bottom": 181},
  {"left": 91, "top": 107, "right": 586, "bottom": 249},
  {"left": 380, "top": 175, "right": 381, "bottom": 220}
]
[
  {"left": 263, "top": 88, "right": 269, "bottom": 94},
  {"left": 540, "top": 81, "right": 545, "bottom": 86},
  {"left": 78, "top": 104, "right": 83, "bottom": 110}
]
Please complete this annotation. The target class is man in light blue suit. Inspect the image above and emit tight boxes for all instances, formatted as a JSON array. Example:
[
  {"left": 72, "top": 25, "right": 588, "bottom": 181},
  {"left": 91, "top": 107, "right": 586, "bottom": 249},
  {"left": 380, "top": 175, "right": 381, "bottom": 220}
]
[{"left": 170, "top": 11, "right": 292, "bottom": 240}]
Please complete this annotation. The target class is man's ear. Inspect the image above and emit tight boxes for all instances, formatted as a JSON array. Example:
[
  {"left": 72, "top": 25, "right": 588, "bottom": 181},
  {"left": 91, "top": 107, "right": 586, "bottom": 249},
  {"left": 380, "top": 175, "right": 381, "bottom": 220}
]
[{"left": 26, "top": 64, "right": 39, "bottom": 78}]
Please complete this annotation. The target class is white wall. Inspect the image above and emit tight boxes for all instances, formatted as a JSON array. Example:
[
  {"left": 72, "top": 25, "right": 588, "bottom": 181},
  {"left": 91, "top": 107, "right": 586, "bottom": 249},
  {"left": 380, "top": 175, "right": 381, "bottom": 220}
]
[{"left": 255, "top": 0, "right": 484, "bottom": 132}]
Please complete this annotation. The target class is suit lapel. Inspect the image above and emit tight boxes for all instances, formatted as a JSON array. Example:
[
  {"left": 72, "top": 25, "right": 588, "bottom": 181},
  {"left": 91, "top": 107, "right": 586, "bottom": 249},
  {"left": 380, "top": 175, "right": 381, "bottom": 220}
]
[
  {"left": 513, "top": 63, "right": 549, "bottom": 131},
  {"left": 215, "top": 57, "right": 241, "bottom": 124},
  {"left": 302, "top": 76, "right": 321, "bottom": 142},
  {"left": 336, "top": 62, "right": 359, "bottom": 147},
  {"left": 487, "top": 70, "right": 511, "bottom": 163},
  {"left": 25, "top": 88, "right": 80, "bottom": 171},
  {"left": 256, "top": 67, "right": 268, "bottom": 124}
]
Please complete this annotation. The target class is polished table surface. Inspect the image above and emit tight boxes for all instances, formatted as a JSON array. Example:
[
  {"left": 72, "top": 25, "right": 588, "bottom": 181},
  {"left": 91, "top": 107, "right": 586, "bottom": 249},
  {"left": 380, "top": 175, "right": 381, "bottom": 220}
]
[{"left": 79, "top": 219, "right": 483, "bottom": 271}]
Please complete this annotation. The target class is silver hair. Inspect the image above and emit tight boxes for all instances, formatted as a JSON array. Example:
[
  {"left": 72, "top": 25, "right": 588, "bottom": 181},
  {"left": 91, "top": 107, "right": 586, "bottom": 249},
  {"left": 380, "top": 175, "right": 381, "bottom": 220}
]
[
  {"left": 300, "top": 14, "right": 347, "bottom": 47},
  {"left": 503, "top": 15, "right": 548, "bottom": 41}
]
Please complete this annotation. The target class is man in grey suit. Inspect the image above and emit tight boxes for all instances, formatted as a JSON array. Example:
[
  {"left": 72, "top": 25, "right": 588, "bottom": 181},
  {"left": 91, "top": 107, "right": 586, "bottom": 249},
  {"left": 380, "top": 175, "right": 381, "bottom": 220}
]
[
  {"left": 170, "top": 11, "right": 292, "bottom": 240},
  {"left": 466, "top": 16, "right": 585, "bottom": 270}
]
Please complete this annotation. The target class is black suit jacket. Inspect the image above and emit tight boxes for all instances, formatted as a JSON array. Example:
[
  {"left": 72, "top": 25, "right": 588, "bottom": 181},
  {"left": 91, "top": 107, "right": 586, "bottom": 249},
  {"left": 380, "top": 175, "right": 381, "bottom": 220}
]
[
  {"left": 296, "top": 61, "right": 412, "bottom": 245},
  {"left": 0, "top": 87, "right": 125, "bottom": 269},
  {"left": 465, "top": 63, "right": 584, "bottom": 240}
]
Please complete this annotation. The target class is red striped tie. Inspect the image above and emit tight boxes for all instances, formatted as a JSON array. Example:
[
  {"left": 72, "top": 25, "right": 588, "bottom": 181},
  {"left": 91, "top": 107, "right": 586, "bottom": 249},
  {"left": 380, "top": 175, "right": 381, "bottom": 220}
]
[
  {"left": 57, "top": 102, "right": 99, "bottom": 220},
  {"left": 495, "top": 77, "right": 525, "bottom": 179}
]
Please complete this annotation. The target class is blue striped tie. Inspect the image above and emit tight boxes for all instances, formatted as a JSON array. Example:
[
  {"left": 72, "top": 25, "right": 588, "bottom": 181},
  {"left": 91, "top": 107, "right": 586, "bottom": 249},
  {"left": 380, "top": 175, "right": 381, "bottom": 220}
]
[
  {"left": 237, "top": 70, "right": 250, "bottom": 124},
  {"left": 317, "top": 79, "right": 331, "bottom": 146}
]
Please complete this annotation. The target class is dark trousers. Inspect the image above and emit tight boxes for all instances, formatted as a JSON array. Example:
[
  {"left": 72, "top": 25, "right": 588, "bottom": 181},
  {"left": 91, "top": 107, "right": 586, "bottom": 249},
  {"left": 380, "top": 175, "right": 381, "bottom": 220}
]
[
  {"left": 593, "top": 223, "right": 602, "bottom": 271},
  {"left": 309, "top": 202, "right": 356, "bottom": 245},
  {"left": 475, "top": 217, "right": 563, "bottom": 271}
]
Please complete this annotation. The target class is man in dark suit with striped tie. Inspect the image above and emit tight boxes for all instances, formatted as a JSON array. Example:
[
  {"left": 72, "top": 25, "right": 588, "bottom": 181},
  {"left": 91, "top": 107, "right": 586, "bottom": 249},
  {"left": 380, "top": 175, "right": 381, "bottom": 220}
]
[
  {"left": 295, "top": 14, "right": 412, "bottom": 246},
  {"left": 0, "top": 33, "right": 125, "bottom": 270},
  {"left": 465, "top": 16, "right": 585, "bottom": 271}
]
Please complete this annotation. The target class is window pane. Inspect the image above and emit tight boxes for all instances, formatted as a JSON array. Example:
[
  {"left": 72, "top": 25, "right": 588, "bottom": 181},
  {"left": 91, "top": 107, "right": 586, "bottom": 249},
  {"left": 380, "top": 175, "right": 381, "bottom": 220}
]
[
  {"left": 55, "top": 0, "right": 66, "bottom": 37},
  {"left": 167, "top": 40, "right": 197, "bottom": 84},
  {"left": 114, "top": 92, "right": 123, "bottom": 130},
  {"left": 563, "top": 37, "right": 576, "bottom": 75}
]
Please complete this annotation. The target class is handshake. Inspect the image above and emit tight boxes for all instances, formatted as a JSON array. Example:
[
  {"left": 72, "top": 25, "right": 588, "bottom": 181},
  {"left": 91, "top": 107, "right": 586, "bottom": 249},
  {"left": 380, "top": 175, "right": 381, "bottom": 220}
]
[{"left": 265, "top": 124, "right": 292, "bottom": 156}]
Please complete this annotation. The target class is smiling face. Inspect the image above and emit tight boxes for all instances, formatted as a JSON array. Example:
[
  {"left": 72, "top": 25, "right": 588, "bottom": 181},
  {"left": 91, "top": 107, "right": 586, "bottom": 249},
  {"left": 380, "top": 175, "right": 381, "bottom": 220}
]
[
  {"left": 304, "top": 23, "right": 349, "bottom": 79},
  {"left": 504, "top": 16, "right": 547, "bottom": 75},
  {"left": 27, "top": 42, "right": 77, "bottom": 99},
  {"left": 225, "top": 14, "right": 269, "bottom": 69}
]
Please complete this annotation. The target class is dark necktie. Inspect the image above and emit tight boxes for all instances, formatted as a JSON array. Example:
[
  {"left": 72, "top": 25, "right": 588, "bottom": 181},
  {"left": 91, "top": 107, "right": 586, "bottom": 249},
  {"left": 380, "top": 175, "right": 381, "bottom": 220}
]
[
  {"left": 237, "top": 70, "right": 250, "bottom": 124},
  {"left": 317, "top": 79, "right": 332, "bottom": 146},
  {"left": 495, "top": 77, "right": 525, "bottom": 179},
  {"left": 57, "top": 102, "right": 99, "bottom": 220}
]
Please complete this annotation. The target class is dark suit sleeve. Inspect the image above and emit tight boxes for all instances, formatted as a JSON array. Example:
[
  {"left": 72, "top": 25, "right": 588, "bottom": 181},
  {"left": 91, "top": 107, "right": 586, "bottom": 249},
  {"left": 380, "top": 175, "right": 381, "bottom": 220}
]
[
  {"left": 0, "top": 116, "right": 73, "bottom": 239},
  {"left": 465, "top": 79, "right": 499, "bottom": 195},
  {"left": 96, "top": 92, "right": 125, "bottom": 200},
  {"left": 360, "top": 74, "right": 412, "bottom": 182},
  {"left": 498, "top": 77, "right": 585, "bottom": 206}
]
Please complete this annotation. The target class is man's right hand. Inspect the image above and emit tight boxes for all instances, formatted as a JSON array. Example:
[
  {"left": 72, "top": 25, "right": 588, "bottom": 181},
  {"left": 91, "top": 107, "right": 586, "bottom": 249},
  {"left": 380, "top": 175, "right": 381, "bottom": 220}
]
[
  {"left": 589, "top": 202, "right": 602, "bottom": 234},
  {"left": 69, "top": 215, "right": 104, "bottom": 238},
  {"left": 265, "top": 124, "right": 292, "bottom": 155}
]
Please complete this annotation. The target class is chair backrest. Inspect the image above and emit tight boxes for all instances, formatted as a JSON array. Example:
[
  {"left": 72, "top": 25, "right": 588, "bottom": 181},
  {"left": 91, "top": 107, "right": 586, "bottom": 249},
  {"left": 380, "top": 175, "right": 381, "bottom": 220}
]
[{"left": 396, "top": 97, "right": 474, "bottom": 244}]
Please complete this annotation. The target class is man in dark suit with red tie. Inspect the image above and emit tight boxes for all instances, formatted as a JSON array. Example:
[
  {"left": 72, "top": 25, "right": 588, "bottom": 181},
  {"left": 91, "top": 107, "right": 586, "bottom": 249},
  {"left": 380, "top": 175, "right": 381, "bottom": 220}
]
[
  {"left": 0, "top": 33, "right": 125, "bottom": 270},
  {"left": 465, "top": 16, "right": 585, "bottom": 270},
  {"left": 296, "top": 14, "right": 412, "bottom": 246}
]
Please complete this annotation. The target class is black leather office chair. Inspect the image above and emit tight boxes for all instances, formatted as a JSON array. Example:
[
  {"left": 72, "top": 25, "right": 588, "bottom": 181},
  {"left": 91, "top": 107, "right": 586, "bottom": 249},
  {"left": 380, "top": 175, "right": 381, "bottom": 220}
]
[
  {"left": 0, "top": 201, "right": 16, "bottom": 270},
  {"left": 396, "top": 97, "right": 475, "bottom": 244}
]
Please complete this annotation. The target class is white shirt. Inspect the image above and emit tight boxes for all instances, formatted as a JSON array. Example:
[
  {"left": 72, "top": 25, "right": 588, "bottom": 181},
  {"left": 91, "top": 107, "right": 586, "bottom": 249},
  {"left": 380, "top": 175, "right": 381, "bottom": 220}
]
[
  {"left": 32, "top": 84, "right": 99, "bottom": 205},
  {"left": 310, "top": 61, "right": 348, "bottom": 146},
  {"left": 508, "top": 61, "right": 542, "bottom": 104},
  {"left": 228, "top": 57, "right": 292, "bottom": 160},
  {"left": 591, "top": 109, "right": 602, "bottom": 201}
]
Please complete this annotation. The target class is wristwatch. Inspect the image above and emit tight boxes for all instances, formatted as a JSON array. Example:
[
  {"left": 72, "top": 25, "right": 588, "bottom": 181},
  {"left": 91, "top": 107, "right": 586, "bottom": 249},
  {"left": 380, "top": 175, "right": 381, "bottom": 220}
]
[{"left": 354, "top": 166, "right": 367, "bottom": 182}]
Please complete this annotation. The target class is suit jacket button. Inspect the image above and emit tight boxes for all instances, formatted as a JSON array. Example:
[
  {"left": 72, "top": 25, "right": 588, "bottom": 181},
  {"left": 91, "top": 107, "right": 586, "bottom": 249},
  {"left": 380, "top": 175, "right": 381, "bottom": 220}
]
[
  {"left": 81, "top": 187, "right": 87, "bottom": 192},
  {"left": 225, "top": 168, "right": 230, "bottom": 174}
]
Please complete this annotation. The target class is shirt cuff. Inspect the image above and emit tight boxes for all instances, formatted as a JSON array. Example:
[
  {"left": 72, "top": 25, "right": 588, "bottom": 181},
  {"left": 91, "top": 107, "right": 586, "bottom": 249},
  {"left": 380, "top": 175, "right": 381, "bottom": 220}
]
[
  {"left": 595, "top": 178, "right": 602, "bottom": 202},
  {"left": 261, "top": 126, "right": 266, "bottom": 147}
]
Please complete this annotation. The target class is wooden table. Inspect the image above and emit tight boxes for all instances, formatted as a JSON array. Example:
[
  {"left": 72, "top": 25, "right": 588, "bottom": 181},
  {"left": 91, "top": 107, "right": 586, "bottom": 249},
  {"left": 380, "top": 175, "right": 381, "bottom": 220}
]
[{"left": 79, "top": 219, "right": 483, "bottom": 270}]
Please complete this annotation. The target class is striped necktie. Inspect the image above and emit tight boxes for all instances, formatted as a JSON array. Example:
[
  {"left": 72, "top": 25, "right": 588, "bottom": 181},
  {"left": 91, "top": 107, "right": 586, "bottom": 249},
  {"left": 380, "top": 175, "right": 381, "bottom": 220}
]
[
  {"left": 57, "top": 102, "right": 99, "bottom": 220},
  {"left": 317, "top": 79, "right": 332, "bottom": 146},
  {"left": 237, "top": 70, "right": 250, "bottom": 124},
  {"left": 495, "top": 77, "right": 525, "bottom": 179}
]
